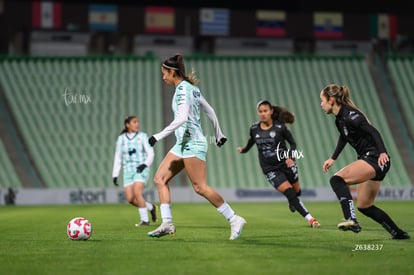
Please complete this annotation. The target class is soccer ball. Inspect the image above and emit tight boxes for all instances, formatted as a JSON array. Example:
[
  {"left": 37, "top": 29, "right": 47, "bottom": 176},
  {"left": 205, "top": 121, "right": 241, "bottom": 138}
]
[{"left": 67, "top": 217, "right": 92, "bottom": 240}]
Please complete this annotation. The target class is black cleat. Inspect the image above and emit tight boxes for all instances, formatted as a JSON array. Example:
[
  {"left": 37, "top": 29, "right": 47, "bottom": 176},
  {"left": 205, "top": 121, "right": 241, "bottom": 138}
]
[
  {"left": 135, "top": 221, "right": 150, "bottom": 226},
  {"left": 337, "top": 219, "right": 362, "bottom": 233},
  {"left": 288, "top": 204, "right": 296, "bottom": 213},
  {"left": 392, "top": 231, "right": 410, "bottom": 240},
  {"left": 150, "top": 204, "right": 157, "bottom": 222}
]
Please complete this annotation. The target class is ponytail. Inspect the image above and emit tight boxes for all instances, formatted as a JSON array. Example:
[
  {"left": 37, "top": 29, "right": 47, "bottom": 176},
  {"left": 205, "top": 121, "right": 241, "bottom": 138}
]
[
  {"left": 162, "top": 54, "right": 199, "bottom": 85},
  {"left": 272, "top": 105, "right": 295, "bottom": 124},
  {"left": 256, "top": 100, "right": 295, "bottom": 124},
  {"left": 322, "top": 84, "right": 370, "bottom": 122}
]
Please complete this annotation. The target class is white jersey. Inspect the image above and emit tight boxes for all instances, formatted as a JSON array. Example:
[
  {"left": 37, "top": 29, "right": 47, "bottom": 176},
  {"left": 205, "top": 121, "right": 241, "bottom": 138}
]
[
  {"left": 112, "top": 132, "right": 154, "bottom": 177},
  {"left": 153, "top": 80, "right": 226, "bottom": 144}
]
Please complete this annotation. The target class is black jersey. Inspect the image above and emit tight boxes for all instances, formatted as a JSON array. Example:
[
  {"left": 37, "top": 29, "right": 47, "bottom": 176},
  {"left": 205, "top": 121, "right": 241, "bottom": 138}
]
[
  {"left": 241, "top": 121, "right": 297, "bottom": 173},
  {"left": 331, "top": 104, "right": 387, "bottom": 159}
]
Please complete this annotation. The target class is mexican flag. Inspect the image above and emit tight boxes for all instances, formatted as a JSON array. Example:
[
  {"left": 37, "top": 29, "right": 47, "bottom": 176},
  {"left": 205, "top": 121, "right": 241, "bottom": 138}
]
[{"left": 370, "top": 14, "right": 397, "bottom": 40}]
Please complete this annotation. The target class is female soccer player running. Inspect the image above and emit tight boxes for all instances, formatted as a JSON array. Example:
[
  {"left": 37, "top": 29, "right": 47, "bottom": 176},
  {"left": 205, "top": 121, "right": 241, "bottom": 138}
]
[
  {"left": 320, "top": 84, "right": 410, "bottom": 239},
  {"left": 112, "top": 116, "right": 157, "bottom": 226},
  {"left": 147, "top": 54, "right": 246, "bottom": 240},
  {"left": 237, "top": 100, "right": 320, "bottom": 228}
]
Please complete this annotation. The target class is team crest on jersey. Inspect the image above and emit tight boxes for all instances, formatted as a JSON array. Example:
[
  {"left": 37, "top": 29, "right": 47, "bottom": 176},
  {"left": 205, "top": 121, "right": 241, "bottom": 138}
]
[
  {"left": 192, "top": 90, "right": 200, "bottom": 98},
  {"left": 269, "top": 131, "right": 276, "bottom": 138}
]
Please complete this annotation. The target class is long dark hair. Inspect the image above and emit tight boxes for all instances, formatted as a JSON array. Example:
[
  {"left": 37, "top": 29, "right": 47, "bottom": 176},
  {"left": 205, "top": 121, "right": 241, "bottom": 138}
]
[
  {"left": 120, "top": 115, "right": 137, "bottom": 135},
  {"left": 162, "top": 54, "right": 199, "bottom": 85},
  {"left": 257, "top": 100, "right": 295, "bottom": 124}
]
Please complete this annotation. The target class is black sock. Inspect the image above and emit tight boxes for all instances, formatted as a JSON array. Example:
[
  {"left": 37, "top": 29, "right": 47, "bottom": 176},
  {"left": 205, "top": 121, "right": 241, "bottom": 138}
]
[
  {"left": 283, "top": 188, "right": 309, "bottom": 217},
  {"left": 358, "top": 205, "right": 404, "bottom": 237},
  {"left": 330, "top": 175, "right": 357, "bottom": 221}
]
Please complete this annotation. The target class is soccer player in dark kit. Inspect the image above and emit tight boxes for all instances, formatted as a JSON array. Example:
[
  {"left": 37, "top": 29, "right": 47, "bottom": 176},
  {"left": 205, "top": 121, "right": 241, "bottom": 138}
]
[
  {"left": 320, "top": 84, "right": 410, "bottom": 239},
  {"left": 237, "top": 100, "right": 320, "bottom": 228}
]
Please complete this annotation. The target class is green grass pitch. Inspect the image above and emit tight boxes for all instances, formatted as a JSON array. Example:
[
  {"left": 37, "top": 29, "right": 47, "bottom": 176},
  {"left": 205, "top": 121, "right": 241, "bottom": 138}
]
[{"left": 1, "top": 201, "right": 413, "bottom": 275}]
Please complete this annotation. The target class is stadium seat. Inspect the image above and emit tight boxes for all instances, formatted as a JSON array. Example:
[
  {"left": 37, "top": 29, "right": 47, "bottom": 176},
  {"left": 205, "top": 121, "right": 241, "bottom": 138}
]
[{"left": 0, "top": 55, "right": 411, "bottom": 189}]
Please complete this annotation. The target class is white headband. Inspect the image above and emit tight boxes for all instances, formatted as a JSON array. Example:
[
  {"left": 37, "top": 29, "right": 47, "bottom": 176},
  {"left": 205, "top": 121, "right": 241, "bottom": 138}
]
[{"left": 162, "top": 63, "right": 179, "bottom": 70}]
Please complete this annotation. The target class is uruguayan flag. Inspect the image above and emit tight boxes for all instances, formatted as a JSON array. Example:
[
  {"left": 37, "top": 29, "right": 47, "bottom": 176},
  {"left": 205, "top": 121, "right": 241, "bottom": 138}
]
[{"left": 200, "top": 8, "right": 229, "bottom": 36}]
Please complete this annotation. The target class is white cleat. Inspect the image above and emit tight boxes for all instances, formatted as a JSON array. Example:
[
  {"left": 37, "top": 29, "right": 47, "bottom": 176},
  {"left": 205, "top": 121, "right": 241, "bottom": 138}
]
[
  {"left": 147, "top": 222, "right": 176, "bottom": 238},
  {"left": 229, "top": 215, "right": 246, "bottom": 240}
]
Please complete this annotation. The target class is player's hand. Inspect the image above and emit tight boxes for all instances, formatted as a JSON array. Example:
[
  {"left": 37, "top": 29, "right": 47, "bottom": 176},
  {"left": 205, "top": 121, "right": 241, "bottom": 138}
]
[
  {"left": 378, "top": 152, "right": 389, "bottom": 167},
  {"left": 149, "top": 136, "right": 157, "bottom": 147},
  {"left": 113, "top": 177, "right": 118, "bottom": 186},
  {"left": 322, "top": 158, "right": 335, "bottom": 173},
  {"left": 136, "top": 164, "right": 147, "bottom": 173},
  {"left": 236, "top": 147, "right": 244, "bottom": 153},
  {"left": 216, "top": 137, "right": 227, "bottom": 147},
  {"left": 285, "top": 158, "right": 295, "bottom": 168}
]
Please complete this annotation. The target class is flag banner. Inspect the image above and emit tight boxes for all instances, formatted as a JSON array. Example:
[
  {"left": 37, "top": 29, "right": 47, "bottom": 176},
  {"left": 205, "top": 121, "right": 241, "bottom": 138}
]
[
  {"left": 313, "top": 12, "right": 343, "bottom": 39},
  {"left": 89, "top": 4, "right": 118, "bottom": 31},
  {"left": 370, "top": 14, "right": 398, "bottom": 40},
  {"left": 256, "top": 10, "right": 286, "bottom": 37},
  {"left": 32, "top": 1, "right": 62, "bottom": 29},
  {"left": 200, "top": 8, "right": 229, "bottom": 36},
  {"left": 145, "top": 6, "right": 175, "bottom": 33}
]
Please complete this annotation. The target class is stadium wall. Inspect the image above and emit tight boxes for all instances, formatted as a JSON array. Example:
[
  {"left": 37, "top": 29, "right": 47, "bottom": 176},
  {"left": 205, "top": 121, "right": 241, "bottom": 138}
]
[{"left": 1, "top": 187, "right": 414, "bottom": 206}]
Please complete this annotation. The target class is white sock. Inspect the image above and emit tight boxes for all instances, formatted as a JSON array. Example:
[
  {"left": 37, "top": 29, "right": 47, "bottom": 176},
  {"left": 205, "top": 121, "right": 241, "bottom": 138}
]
[
  {"left": 139, "top": 208, "right": 149, "bottom": 222},
  {"left": 304, "top": 213, "right": 313, "bottom": 222},
  {"left": 217, "top": 202, "right": 236, "bottom": 222},
  {"left": 146, "top": 202, "right": 154, "bottom": 211},
  {"left": 160, "top": 203, "right": 173, "bottom": 223}
]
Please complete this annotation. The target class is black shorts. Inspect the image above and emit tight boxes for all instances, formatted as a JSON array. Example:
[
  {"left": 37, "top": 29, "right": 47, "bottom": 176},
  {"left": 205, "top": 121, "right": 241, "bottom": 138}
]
[
  {"left": 359, "top": 153, "right": 391, "bottom": 181},
  {"left": 265, "top": 164, "right": 299, "bottom": 189}
]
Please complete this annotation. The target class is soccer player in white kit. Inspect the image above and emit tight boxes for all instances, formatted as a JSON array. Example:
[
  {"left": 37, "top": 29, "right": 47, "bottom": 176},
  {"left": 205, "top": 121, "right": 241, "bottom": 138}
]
[
  {"left": 112, "top": 116, "right": 157, "bottom": 226},
  {"left": 147, "top": 54, "right": 246, "bottom": 240}
]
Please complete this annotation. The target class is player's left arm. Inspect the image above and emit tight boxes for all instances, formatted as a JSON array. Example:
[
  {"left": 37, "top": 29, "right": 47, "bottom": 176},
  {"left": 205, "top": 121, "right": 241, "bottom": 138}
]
[
  {"left": 282, "top": 125, "right": 297, "bottom": 166},
  {"left": 142, "top": 134, "right": 155, "bottom": 167},
  {"left": 200, "top": 96, "right": 226, "bottom": 146},
  {"left": 352, "top": 114, "right": 389, "bottom": 166}
]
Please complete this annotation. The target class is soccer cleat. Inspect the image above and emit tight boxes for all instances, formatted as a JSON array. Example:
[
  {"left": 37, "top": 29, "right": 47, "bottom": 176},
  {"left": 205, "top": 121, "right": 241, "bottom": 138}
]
[
  {"left": 391, "top": 231, "right": 410, "bottom": 240},
  {"left": 229, "top": 215, "right": 246, "bottom": 240},
  {"left": 309, "top": 218, "right": 320, "bottom": 228},
  {"left": 147, "top": 222, "right": 176, "bottom": 238},
  {"left": 135, "top": 221, "right": 150, "bottom": 227},
  {"left": 288, "top": 204, "right": 296, "bottom": 213},
  {"left": 337, "top": 219, "right": 362, "bottom": 233},
  {"left": 150, "top": 204, "right": 157, "bottom": 222}
]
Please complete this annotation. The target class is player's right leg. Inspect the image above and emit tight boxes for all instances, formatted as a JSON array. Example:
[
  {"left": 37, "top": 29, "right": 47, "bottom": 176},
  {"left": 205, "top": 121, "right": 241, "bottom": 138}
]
[{"left": 148, "top": 152, "right": 183, "bottom": 238}]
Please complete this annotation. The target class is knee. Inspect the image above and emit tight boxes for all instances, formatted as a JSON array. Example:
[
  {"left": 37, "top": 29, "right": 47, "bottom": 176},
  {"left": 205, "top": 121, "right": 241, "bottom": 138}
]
[
  {"left": 192, "top": 183, "right": 208, "bottom": 196},
  {"left": 153, "top": 176, "right": 166, "bottom": 187},
  {"left": 330, "top": 175, "right": 346, "bottom": 190},
  {"left": 296, "top": 189, "right": 302, "bottom": 197},
  {"left": 125, "top": 196, "right": 135, "bottom": 204}
]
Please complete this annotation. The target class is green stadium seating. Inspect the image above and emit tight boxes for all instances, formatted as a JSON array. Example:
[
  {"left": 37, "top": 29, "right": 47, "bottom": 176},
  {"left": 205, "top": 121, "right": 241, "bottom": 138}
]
[
  {"left": 0, "top": 139, "right": 22, "bottom": 188},
  {"left": 0, "top": 56, "right": 164, "bottom": 188},
  {"left": 187, "top": 55, "right": 412, "bottom": 188},
  {"left": 386, "top": 55, "right": 414, "bottom": 139},
  {"left": 0, "top": 55, "right": 411, "bottom": 189}
]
